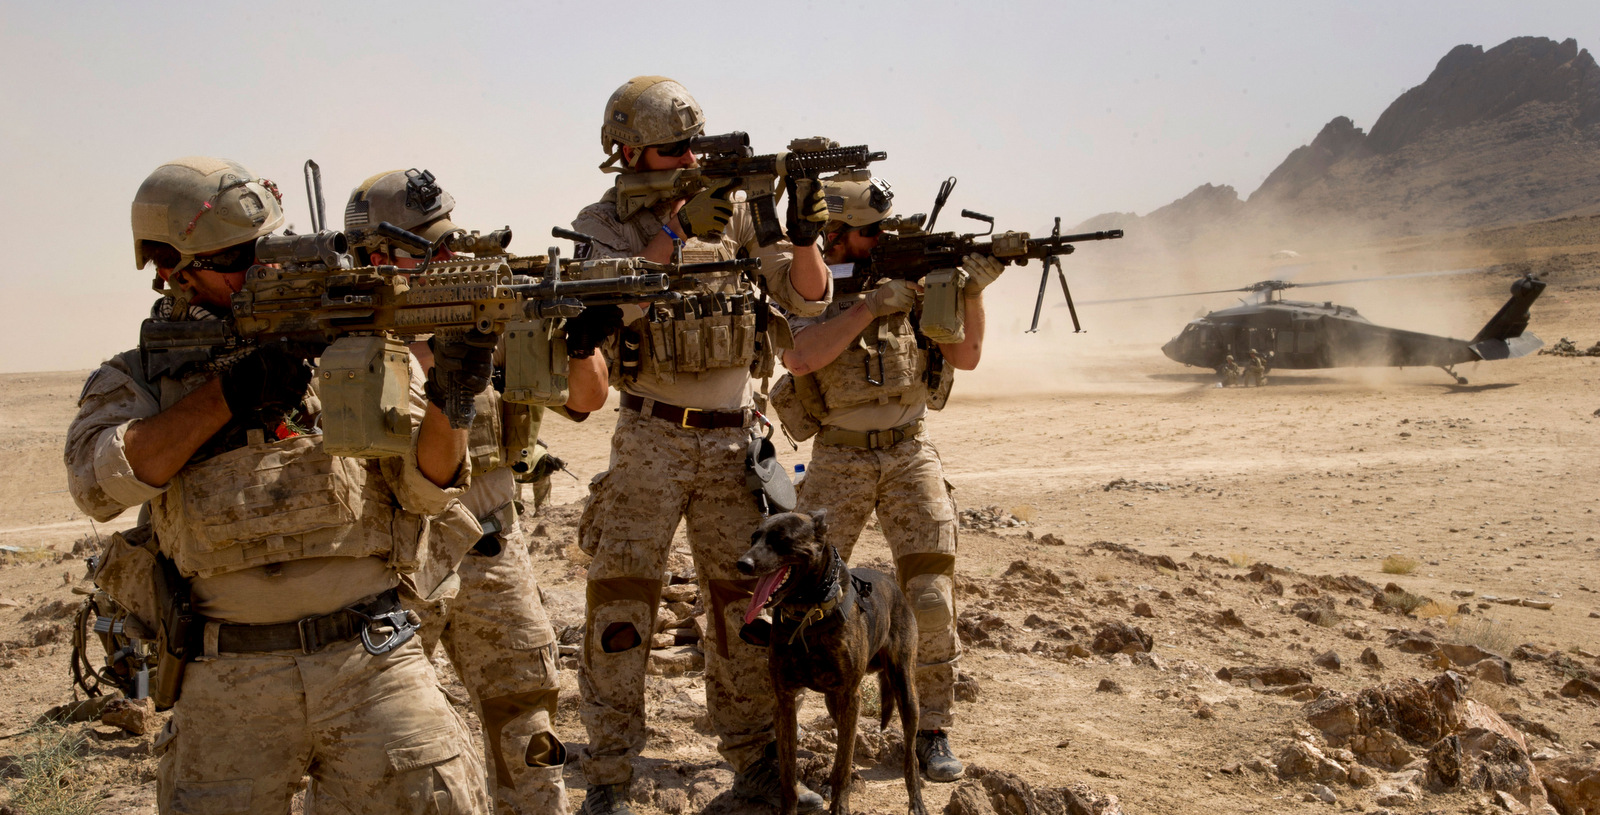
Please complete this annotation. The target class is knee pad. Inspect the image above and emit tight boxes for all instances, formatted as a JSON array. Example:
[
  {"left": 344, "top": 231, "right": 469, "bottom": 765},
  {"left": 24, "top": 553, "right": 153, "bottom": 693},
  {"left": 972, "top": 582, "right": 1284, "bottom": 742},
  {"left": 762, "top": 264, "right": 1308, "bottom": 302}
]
[
  {"left": 585, "top": 577, "right": 662, "bottom": 656},
  {"left": 897, "top": 552, "right": 956, "bottom": 633}
]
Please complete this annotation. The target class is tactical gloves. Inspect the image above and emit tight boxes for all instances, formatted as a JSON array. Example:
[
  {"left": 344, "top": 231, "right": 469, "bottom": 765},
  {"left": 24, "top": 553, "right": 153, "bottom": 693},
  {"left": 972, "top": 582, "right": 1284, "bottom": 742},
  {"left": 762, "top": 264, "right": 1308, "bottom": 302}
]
[
  {"left": 219, "top": 342, "right": 313, "bottom": 427},
  {"left": 565, "top": 304, "right": 624, "bottom": 359},
  {"left": 425, "top": 330, "right": 498, "bottom": 429},
  {"left": 864, "top": 279, "right": 918, "bottom": 318},
  {"left": 960, "top": 253, "right": 1005, "bottom": 295},
  {"left": 678, "top": 179, "right": 739, "bottom": 240},
  {"left": 784, "top": 176, "right": 828, "bottom": 247}
]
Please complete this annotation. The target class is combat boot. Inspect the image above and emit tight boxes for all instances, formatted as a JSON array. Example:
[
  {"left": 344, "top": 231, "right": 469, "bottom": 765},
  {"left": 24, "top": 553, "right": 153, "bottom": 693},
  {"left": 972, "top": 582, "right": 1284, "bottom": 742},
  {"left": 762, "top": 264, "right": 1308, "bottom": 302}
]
[
  {"left": 732, "top": 742, "right": 825, "bottom": 812},
  {"left": 916, "top": 729, "right": 965, "bottom": 782},
  {"left": 580, "top": 782, "right": 634, "bottom": 815}
]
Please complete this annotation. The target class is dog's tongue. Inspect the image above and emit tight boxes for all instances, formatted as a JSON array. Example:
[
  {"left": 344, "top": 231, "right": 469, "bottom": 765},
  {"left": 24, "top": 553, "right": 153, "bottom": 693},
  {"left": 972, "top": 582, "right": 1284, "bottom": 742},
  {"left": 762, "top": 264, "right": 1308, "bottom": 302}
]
[{"left": 744, "top": 565, "right": 789, "bottom": 625}]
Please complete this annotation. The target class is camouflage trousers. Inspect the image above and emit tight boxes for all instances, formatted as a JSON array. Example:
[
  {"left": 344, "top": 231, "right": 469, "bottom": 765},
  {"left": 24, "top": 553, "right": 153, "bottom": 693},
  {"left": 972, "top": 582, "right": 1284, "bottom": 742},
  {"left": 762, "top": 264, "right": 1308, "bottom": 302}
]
[
  {"left": 156, "top": 636, "right": 489, "bottom": 815},
  {"left": 795, "top": 431, "right": 961, "bottom": 729},
  {"left": 576, "top": 407, "right": 773, "bottom": 785},
  {"left": 419, "top": 502, "right": 567, "bottom": 815}
]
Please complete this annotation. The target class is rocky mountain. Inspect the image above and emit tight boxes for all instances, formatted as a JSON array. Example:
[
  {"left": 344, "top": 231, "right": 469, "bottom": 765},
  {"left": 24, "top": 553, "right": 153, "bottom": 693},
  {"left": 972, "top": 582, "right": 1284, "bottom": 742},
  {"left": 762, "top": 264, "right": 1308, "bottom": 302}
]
[{"left": 1092, "top": 36, "right": 1600, "bottom": 242}]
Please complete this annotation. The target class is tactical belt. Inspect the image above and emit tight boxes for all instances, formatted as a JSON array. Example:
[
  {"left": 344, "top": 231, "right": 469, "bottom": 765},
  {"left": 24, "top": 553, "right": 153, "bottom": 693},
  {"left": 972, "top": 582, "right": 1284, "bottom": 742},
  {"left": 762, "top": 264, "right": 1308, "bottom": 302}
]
[
  {"left": 815, "top": 419, "right": 924, "bottom": 450},
  {"left": 621, "top": 392, "right": 750, "bottom": 430},
  {"left": 205, "top": 589, "right": 403, "bottom": 655}
]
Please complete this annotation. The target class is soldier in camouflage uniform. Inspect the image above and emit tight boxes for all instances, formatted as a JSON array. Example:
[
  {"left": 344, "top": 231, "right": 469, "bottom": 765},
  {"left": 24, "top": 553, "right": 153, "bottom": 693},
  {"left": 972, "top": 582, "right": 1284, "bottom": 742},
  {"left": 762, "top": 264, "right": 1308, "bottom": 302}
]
[
  {"left": 566, "top": 76, "right": 833, "bottom": 815},
  {"left": 338, "top": 169, "right": 612, "bottom": 814},
  {"left": 1244, "top": 350, "right": 1267, "bottom": 387},
  {"left": 772, "top": 174, "right": 1000, "bottom": 783},
  {"left": 65, "top": 157, "right": 491, "bottom": 815},
  {"left": 1218, "top": 354, "right": 1242, "bottom": 387}
]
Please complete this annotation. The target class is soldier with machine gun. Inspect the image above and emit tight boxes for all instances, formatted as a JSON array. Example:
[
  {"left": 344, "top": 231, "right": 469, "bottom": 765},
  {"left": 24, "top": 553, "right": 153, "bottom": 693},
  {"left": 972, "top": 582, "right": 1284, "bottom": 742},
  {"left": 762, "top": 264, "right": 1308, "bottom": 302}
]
[
  {"left": 65, "top": 157, "right": 492, "bottom": 815},
  {"left": 770, "top": 173, "right": 1004, "bottom": 784},
  {"left": 566, "top": 75, "right": 838, "bottom": 815},
  {"left": 336, "top": 167, "right": 603, "bottom": 813}
]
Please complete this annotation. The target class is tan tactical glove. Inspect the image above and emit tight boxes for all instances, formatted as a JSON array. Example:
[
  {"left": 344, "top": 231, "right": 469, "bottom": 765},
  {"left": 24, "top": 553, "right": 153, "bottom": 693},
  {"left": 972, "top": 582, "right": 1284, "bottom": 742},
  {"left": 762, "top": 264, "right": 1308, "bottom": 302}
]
[
  {"left": 864, "top": 279, "right": 918, "bottom": 318},
  {"left": 677, "top": 178, "right": 740, "bottom": 240},
  {"left": 961, "top": 253, "right": 1005, "bottom": 295}
]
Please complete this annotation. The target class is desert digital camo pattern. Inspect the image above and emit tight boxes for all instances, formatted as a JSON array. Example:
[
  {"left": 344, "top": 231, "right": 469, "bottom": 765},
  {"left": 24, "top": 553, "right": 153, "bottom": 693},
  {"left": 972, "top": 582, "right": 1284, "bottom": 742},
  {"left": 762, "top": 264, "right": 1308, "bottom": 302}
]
[
  {"left": 572, "top": 191, "right": 827, "bottom": 411},
  {"left": 66, "top": 341, "right": 480, "bottom": 813},
  {"left": 155, "top": 637, "right": 488, "bottom": 815},
  {"left": 576, "top": 408, "right": 777, "bottom": 785},
  {"left": 796, "top": 432, "right": 962, "bottom": 729},
  {"left": 413, "top": 468, "right": 567, "bottom": 815}
]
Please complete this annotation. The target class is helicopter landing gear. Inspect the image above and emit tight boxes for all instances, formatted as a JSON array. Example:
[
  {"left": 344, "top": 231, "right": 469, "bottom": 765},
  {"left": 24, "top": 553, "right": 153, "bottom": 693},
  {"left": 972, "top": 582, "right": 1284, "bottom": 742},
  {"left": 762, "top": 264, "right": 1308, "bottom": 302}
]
[{"left": 1441, "top": 365, "right": 1468, "bottom": 385}]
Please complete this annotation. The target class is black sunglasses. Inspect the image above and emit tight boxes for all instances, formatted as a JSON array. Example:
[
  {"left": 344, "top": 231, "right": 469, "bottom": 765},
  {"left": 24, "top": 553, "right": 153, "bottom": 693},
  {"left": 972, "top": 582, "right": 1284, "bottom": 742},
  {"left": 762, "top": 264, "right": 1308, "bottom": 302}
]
[{"left": 653, "top": 138, "right": 694, "bottom": 158}]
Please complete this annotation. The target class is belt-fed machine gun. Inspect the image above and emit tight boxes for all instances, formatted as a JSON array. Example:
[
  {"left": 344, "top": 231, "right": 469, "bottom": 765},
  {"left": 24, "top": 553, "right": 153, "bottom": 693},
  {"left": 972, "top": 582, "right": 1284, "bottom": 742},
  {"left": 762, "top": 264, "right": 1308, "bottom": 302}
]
[
  {"left": 838, "top": 177, "right": 1124, "bottom": 335},
  {"left": 140, "top": 223, "right": 759, "bottom": 457},
  {"left": 614, "top": 132, "right": 888, "bottom": 246}
]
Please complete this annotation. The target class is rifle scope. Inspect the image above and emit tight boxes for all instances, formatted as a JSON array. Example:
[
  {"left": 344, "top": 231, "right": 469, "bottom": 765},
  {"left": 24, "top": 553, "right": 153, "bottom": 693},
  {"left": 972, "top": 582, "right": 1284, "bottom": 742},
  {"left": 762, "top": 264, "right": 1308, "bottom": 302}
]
[{"left": 255, "top": 230, "right": 350, "bottom": 269}]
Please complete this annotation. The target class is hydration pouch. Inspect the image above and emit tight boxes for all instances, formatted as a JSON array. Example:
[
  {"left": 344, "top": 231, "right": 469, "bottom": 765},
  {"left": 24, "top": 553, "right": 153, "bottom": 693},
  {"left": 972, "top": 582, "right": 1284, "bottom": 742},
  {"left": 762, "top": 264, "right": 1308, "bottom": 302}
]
[
  {"left": 503, "top": 319, "right": 570, "bottom": 407},
  {"left": 745, "top": 432, "right": 797, "bottom": 516},
  {"left": 317, "top": 336, "right": 414, "bottom": 458},
  {"left": 919, "top": 267, "right": 968, "bottom": 345},
  {"left": 769, "top": 373, "right": 822, "bottom": 443}
]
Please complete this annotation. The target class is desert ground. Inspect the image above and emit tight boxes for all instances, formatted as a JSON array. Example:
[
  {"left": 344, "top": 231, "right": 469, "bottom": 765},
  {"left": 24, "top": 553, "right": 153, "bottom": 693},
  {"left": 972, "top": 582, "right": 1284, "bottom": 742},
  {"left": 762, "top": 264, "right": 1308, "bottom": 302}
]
[{"left": 2, "top": 216, "right": 1597, "bottom": 814}]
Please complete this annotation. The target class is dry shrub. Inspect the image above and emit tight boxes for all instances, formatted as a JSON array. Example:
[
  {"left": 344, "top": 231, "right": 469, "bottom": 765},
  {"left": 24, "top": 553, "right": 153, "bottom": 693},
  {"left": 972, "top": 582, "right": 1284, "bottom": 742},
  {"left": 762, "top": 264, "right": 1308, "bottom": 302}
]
[
  {"left": 860, "top": 680, "right": 881, "bottom": 720},
  {"left": 7, "top": 724, "right": 94, "bottom": 815},
  {"left": 1378, "top": 587, "right": 1428, "bottom": 615},
  {"left": 1451, "top": 616, "right": 1517, "bottom": 657},
  {"left": 1227, "top": 551, "right": 1253, "bottom": 568},
  {"left": 1381, "top": 555, "right": 1420, "bottom": 575},
  {"left": 1416, "top": 600, "right": 1460, "bottom": 626}
]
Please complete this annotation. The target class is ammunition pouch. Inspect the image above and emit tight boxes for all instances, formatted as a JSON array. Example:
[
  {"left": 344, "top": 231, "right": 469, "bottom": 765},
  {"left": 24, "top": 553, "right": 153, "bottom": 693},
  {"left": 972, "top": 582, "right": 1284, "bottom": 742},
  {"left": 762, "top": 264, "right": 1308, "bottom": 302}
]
[
  {"left": 919, "top": 268, "right": 968, "bottom": 345},
  {"left": 151, "top": 431, "right": 419, "bottom": 580},
  {"left": 318, "top": 336, "right": 414, "bottom": 458},
  {"left": 769, "top": 372, "right": 822, "bottom": 443},
  {"left": 813, "top": 308, "right": 923, "bottom": 411},
  {"left": 502, "top": 319, "right": 570, "bottom": 407},
  {"left": 636, "top": 292, "right": 762, "bottom": 383},
  {"left": 91, "top": 524, "right": 162, "bottom": 637}
]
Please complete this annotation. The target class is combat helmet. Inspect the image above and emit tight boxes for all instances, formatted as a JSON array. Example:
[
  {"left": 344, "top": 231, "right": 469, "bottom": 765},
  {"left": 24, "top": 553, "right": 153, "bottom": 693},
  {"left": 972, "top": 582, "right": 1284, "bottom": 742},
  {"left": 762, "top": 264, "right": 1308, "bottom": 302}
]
[
  {"left": 822, "top": 170, "right": 894, "bottom": 229},
  {"left": 131, "top": 157, "right": 283, "bottom": 270},
  {"left": 344, "top": 168, "right": 459, "bottom": 244},
  {"left": 600, "top": 76, "right": 705, "bottom": 171}
]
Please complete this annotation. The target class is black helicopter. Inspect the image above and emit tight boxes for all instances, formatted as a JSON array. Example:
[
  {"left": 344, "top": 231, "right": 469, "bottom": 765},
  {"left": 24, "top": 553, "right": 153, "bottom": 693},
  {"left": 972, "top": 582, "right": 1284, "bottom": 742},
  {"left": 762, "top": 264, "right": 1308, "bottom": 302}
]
[{"left": 1088, "top": 270, "right": 1546, "bottom": 384}]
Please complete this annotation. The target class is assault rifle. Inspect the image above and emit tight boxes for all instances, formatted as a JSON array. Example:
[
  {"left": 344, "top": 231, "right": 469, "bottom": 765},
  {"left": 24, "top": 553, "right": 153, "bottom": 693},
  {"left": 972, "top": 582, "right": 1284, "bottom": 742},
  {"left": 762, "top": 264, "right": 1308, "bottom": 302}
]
[
  {"left": 841, "top": 210, "right": 1124, "bottom": 333},
  {"left": 614, "top": 132, "right": 888, "bottom": 245},
  {"left": 141, "top": 226, "right": 759, "bottom": 455}
]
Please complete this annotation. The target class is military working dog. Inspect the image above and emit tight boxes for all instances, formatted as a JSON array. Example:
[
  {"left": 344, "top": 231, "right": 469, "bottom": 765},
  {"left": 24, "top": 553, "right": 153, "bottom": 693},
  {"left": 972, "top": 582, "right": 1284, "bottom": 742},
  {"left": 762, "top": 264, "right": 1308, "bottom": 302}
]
[{"left": 737, "top": 510, "right": 926, "bottom": 815}]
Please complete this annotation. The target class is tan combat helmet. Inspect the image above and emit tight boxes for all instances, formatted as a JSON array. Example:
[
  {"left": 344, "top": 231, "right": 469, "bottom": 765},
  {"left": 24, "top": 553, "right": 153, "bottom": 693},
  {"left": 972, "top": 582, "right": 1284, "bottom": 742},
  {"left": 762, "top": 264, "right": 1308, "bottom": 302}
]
[
  {"left": 600, "top": 76, "right": 705, "bottom": 171},
  {"left": 822, "top": 170, "right": 894, "bottom": 229},
  {"left": 131, "top": 157, "right": 283, "bottom": 270},
  {"left": 343, "top": 168, "right": 459, "bottom": 243}
]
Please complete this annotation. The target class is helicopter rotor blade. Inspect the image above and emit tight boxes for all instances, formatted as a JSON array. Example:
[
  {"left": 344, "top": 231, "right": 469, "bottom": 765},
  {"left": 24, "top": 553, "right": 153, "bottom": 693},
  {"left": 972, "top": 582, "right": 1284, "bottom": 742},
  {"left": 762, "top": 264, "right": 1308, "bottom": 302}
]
[
  {"left": 1281, "top": 267, "right": 1487, "bottom": 290},
  {"left": 1080, "top": 286, "right": 1252, "bottom": 305}
]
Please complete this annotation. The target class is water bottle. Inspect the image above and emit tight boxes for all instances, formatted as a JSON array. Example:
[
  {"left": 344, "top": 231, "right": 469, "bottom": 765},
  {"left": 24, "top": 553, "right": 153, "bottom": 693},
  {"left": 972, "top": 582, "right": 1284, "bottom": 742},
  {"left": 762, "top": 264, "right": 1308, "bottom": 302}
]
[{"left": 791, "top": 463, "right": 806, "bottom": 489}]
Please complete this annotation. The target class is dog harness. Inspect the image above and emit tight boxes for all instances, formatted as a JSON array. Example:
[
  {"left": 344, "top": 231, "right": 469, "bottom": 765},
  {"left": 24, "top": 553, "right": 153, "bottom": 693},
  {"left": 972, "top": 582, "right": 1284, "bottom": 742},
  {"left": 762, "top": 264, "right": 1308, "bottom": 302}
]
[{"left": 771, "top": 546, "right": 873, "bottom": 650}]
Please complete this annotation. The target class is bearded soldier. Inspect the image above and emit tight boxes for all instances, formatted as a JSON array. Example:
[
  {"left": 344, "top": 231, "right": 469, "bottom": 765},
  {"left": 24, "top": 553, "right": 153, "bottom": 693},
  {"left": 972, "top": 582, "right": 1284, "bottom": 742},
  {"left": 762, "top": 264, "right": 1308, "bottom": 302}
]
[
  {"left": 772, "top": 174, "right": 999, "bottom": 783},
  {"left": 565, "top": 76, "right": 832, "bottom": 814},
  {"left": 337, "top": 168, "right": 610, "bottom": 813},
  {"left": 65, "top": 158, "right": 491, "bottom": 814}
]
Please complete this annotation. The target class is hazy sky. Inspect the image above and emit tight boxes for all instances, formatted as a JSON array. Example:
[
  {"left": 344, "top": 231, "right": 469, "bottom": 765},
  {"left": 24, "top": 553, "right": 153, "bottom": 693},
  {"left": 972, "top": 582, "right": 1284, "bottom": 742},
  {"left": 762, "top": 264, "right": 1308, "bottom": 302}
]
[{"left": 2, "top": 0, "right": 1594, "bottom": 372}]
